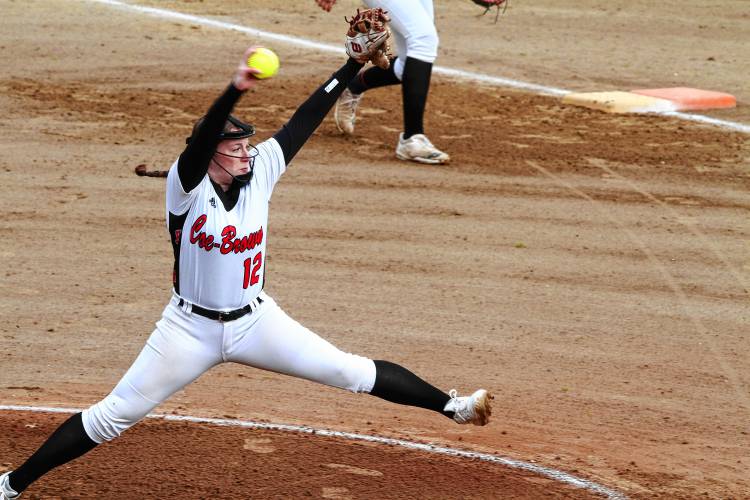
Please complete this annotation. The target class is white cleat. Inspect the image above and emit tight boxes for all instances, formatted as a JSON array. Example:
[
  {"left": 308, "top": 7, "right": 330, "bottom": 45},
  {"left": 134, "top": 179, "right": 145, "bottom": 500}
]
[
  {"left": 0, "top": 472, "right": 19, "bottom": 500},
  {"left": 334, "top": 88, "right": 363, "bottom": 135},
  {"left": 444, "top": 389, "right": 493, "bottom": 426},
  {"left": 395, "top": 133, "right": 450, "bottom": 164}
]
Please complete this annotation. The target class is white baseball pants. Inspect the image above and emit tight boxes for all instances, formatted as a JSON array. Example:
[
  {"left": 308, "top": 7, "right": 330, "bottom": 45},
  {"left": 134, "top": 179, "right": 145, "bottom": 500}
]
[
  {"left": 82, "top": 293, "right": 376, "bottom": 443},
  {"left": 364, "top": 0, "right": 438, "bottom": 79}
]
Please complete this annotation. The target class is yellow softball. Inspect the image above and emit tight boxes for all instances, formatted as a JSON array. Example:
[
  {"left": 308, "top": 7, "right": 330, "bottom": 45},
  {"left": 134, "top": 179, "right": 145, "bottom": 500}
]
[{"left": 246, "top": 47, "right": 280, "bottom": 79}]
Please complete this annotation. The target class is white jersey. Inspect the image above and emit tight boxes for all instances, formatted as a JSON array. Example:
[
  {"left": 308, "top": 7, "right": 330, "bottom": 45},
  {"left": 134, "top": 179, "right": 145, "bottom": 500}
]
[{"left": 165, "top": 138, "right": 286, "bottom": 310}]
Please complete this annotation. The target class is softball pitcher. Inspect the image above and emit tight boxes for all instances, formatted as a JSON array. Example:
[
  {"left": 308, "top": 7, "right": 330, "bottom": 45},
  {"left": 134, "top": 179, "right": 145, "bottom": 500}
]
[{"left": 0, "top": 26, "right": 491, "bottom": 500}]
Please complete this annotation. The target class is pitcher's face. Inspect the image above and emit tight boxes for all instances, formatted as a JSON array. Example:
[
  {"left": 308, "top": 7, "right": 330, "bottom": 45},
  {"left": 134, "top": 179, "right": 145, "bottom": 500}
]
[{"left": 215, "top": 138, "right": 255, "bottom": 176}]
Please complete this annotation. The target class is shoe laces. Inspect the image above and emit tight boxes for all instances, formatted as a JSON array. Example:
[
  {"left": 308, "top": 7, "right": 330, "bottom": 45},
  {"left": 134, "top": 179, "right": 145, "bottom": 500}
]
[
  {"left": 411, "top": 134, "right": 437, "bottom": 149},
  {"left": 447, "top": 389, "right": 474, "bottom": 420}
]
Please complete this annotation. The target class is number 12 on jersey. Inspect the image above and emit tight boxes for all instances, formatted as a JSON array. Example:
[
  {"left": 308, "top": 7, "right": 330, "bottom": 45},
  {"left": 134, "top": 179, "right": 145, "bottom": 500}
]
[{"left": 243, "top": 252, "right": 263, "bottom": 289}]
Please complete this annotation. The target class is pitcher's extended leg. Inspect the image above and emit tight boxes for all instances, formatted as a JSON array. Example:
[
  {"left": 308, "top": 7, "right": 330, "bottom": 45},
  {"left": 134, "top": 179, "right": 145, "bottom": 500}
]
[{"left": 228, "top": 298, "right": 490, "bottom": 425}]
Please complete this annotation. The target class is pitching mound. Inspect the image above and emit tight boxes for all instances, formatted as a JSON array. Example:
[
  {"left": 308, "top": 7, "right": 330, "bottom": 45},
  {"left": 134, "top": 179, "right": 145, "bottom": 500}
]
[{"left": 1, "top": 410, "right": 605, "bottom": 499}]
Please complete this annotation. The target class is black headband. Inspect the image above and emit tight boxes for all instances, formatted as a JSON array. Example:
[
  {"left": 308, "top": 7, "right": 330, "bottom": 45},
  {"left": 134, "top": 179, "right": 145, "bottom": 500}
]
[
  {"left": 186, "top": 114, "right": 256, "bottom": 144},
  {"left": 220, "top": 115, "right": 256, "bottom": 140}
]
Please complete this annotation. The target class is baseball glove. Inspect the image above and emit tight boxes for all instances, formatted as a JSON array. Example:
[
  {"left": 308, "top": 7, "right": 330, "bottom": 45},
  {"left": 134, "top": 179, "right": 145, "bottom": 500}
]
[
  {"left": 471, "top": 0, "right": 508, "bottom": 23},
  {"left": 345, "top": 8, "right": 391, "bottom": 70}
]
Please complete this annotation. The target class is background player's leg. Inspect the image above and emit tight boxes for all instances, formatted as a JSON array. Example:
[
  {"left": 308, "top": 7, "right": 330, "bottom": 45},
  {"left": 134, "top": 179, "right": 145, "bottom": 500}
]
[
  {"left": 401, "top": 56, "right": 432, "bottom": 139},
  {"left": 396, "top": 0, "right": 436, "bottom": 140},
  {"left": 5, "top": 300, "right": 222, "bottom": 494},
  {"left": 347, "top": 60, "right": 400, "bottom": 95},
  {"left": 335, "top": 0, "right": 407, "bottom": 135},
  {"left": 352, "top": 0, "right": 407, "bottom": 94},
  {"left": 335, "top": 61, "right": 402, "bottom": 135},
  {"left": 348, "top": 58, "right": 401, "bottom": 94},
  {"left": 365, "top": 0, "right": 448, "bottom": 163},
  {"left": 392, "top": 0, "right": 449, "bottom": 163},
  {"left": 335, "top": 60, "right": 401, "bottom": 135}
]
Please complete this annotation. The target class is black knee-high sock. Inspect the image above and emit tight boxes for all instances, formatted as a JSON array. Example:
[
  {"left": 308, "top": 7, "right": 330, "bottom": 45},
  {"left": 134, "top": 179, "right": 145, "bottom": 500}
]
[
  {"left": 369, "top": 360, "right": 453, "bottom": 418},
  {"left": 347, "top": 59, "right": 400, "bottom": 95},
  {"left": 9, "top": 413, "right": 98, "bottom": 493},
  {"left": 401, "top": 57, "right": 433, "bottom": 139}
]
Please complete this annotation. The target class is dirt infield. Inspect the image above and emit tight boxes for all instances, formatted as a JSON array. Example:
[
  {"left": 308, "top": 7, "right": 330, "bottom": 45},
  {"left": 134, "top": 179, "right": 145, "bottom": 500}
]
[
  {"left": 1, "top": 410, "right": 606, "bottom": 499},
  {"left": 1, "top": 1, "right": 748, "bottom": 498}
]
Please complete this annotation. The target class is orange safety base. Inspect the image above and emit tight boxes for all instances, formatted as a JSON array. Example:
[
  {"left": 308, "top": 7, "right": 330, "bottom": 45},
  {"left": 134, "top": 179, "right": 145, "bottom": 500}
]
[{"left": 630, "top": 87, "right": 736, "bottom": 111}]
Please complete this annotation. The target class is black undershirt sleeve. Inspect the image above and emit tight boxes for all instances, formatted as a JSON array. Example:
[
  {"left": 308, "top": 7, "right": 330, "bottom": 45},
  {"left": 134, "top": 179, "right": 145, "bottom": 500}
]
[
  {"left": 273, "top": 58, "right": 364, "bottom": 164},
  {"left": 177, "top": 84, "right": 244, "bottom": 192},
  {"left": 177, "top": 58, "right": 363, "bottom": 186}
]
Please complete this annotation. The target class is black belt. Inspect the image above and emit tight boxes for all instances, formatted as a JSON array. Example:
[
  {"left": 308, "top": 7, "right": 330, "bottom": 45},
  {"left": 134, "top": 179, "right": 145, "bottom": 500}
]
[{"left": 178, "top": 297, "right": 263, "bottom": 322}]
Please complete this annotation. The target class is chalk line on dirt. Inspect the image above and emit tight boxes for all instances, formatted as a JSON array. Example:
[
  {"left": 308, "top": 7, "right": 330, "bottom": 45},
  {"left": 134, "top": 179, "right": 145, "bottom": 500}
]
[
  {"left": 85, "top": 0, "right": 749, "bottom": 134},
  {"left": 0, "top": 404, "right": 626, "bottom": 499},
  {"left": 590, "top": 160, "right": 749, "bottom": 295},
  {"left": 526, "top": 160, "right": 750, "bottom": 416}
]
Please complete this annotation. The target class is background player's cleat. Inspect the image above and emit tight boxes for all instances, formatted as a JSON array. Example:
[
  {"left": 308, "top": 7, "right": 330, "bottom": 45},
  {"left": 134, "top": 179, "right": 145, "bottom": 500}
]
[
  {"left": 334, "top": 88, "right": 363, "bottom": 135},
  {"left": 0, "top": 472, "right": 19, "bottom": 500},
  {"left": 395, "top": 133, "right": 450, "bottom": 164},
  {"left": 444, "top": 389, "right": 492, "bottom": 425}
]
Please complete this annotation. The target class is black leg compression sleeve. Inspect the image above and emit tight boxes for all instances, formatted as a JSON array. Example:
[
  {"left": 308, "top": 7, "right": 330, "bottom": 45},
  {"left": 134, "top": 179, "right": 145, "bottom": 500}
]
[
  {"left": 348, "top": 60, "right": 400, "bottom": 95},
  {"left": 369, "top": 360, "right": 452, "bottom": 416},
  {"left": 401, "top": 57, "right": 433, "bottom": 139},
  {"left": 9, "top": 413, "right": 98, "bottom": 493}
]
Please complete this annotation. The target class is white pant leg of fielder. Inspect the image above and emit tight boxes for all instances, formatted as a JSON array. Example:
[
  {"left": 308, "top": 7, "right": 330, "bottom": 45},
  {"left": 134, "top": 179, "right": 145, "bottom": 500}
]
[
  {"left": 225, "top": 295, "right": 376, "bottom": 393},
  {"left": 364, "top": 0, "right": 438, "bottom": 80},
  {"left": 82, "top": 299, "right": 223, "bottom": 443}
]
